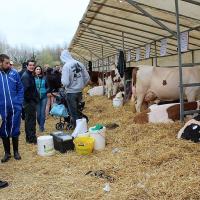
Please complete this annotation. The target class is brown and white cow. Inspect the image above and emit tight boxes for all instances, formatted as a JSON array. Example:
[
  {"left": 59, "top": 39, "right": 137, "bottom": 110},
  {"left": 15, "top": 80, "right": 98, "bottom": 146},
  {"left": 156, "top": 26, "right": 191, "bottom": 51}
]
[
  {"left": 134, "top": 65, "right": 200, "bottom": 112},
  {"left": 88, "top": 71, "right": 103, "bottom": 86},
  {"left": 89, "top": 64, "right": 124, "bottom": 99},
  {"left": 134, "top": 101, "right": 200, "bottom": 124}
]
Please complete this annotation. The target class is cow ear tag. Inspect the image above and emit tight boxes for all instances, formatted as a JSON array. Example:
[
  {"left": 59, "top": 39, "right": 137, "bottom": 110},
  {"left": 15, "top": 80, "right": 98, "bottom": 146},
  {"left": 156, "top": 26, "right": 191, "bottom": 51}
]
[{"left": 162, "top": 80, "right": 167, "bottom": 85}]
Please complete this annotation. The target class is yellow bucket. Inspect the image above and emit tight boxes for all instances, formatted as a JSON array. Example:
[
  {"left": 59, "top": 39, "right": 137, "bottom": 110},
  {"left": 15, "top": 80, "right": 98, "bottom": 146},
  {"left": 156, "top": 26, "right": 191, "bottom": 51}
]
[{"left": 74, "top": 137, "right": 95, "bottom": 155}]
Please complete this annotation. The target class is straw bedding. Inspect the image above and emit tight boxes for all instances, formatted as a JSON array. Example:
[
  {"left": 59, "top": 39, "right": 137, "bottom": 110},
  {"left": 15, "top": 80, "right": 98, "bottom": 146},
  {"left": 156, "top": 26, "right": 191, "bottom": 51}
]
[{"left": 1, "top": 91, "right": 200, "bottom": 200}]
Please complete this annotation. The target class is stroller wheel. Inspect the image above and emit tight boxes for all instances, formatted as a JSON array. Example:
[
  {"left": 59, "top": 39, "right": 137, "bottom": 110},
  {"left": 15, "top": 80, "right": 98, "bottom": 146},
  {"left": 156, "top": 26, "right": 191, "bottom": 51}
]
[
  {"left": 66, "top": 124, "right": 74, "bottom": 131},
  {"left": 56, "top": 122, "right": 64, "bottom": 130}
]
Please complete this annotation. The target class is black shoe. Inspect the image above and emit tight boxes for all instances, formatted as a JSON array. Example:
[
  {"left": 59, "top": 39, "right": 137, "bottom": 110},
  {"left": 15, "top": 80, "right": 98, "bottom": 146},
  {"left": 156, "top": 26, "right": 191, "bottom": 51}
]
[
  {"left": 1, "top": 153, "right": 11, "bottom": 163},
  {"left": 32, "top": 137, "right": 37, "bottom": 145},
  {"left": 1, "top": 137, "right": 11, "bottom": 163},
  {"left": 14, "top": 152, "right": 21, "bottom": 160},
  {"left": 26, "top": 140, "right": 32, "bottom": 144},
  {"left": 26, "top": 136, "right": 30, "bottom": 143},
  {"left": 12, "top": 137, "right": 21, "bottom": 160},
  {"left": 0, "top": 181, "right": 8, "bottom": 189},
  {"left": 26, "top": 137, "right": 37, "bottom": 144}
]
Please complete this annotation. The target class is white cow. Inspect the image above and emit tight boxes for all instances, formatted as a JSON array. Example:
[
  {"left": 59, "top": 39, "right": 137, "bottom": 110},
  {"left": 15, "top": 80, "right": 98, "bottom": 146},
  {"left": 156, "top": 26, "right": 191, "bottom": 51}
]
[
  {"left": 104, "top": 64, "right": 124, "bottom": 99},
  {"left": 135, "top": 65, "right": 200, "bottom": 112}
]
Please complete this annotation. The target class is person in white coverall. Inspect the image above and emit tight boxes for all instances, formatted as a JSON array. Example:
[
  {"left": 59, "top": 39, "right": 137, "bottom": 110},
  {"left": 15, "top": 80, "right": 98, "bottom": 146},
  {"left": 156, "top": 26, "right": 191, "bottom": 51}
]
[{"left": 60, "top": 50, "right": 90, "bottom": 128}]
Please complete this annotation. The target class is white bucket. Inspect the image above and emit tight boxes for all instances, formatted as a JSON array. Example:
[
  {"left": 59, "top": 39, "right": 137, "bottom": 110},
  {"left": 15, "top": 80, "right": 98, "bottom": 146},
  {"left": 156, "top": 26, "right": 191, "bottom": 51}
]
[
  {"left": 89, "top": 126, "right": 106, "bottom": 151},
  {"left": 72, "top": 118, "right": 88, "bottom": 138},
  {"left": 37, "top": 136, "right": 55, "bottom": 156},
  {"left": 113, "top": 98, "right": 123, "bottom": 108}
]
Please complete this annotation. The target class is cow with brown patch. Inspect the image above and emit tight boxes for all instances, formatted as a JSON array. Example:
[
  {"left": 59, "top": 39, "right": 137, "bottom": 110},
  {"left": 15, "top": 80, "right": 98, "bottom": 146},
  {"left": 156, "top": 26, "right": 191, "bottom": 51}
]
[{"left": 134, "top": 101, "right": 200, "bottom": 124}]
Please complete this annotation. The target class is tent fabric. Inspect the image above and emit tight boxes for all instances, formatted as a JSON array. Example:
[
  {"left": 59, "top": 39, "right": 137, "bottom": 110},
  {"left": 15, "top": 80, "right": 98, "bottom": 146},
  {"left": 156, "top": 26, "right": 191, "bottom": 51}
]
[{"left": 69, "top": 0, "right": 200, "bottom": 64}]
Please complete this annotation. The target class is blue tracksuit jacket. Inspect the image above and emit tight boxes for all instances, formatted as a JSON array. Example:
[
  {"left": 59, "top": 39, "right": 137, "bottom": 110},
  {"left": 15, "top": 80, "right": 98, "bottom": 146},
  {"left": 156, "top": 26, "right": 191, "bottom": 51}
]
[{"left": 0, "top": 69, "right": 24, "bottom": 137}]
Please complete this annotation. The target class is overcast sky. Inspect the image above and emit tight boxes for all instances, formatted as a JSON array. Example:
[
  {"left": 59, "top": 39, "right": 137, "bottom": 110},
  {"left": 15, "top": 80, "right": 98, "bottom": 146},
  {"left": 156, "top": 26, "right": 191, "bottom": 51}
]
[{"left": 0, "top": 0, "right": 90, "bottom": 49}]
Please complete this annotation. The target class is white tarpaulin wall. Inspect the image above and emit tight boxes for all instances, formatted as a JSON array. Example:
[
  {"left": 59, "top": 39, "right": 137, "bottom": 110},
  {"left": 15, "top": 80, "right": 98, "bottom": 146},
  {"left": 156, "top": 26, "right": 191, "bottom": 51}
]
[{"left": 69, "top": 0, "right": 200, "bottom": 68}]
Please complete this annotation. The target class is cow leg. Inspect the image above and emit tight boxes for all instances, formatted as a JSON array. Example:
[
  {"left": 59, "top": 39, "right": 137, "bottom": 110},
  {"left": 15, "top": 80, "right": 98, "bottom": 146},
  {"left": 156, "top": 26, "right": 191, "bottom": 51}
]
[
  {"left": 136, "top": 93, "right": 146, "bottom": 112},
  {"left": 105, "top": 87, "right": 108, "bottom": 96},
  {"left": 109, "top": 87, "right": 113, "bottom": 99},
  {"left": 108, "top": 89, "right": 112, "bottom": 99}
]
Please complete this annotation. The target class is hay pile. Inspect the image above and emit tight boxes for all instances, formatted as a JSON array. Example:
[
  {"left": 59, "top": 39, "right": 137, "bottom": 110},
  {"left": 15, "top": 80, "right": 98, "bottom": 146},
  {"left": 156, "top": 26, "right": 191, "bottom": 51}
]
[{"left": 1, "top": 93, "right": 200, "bottom": 200}]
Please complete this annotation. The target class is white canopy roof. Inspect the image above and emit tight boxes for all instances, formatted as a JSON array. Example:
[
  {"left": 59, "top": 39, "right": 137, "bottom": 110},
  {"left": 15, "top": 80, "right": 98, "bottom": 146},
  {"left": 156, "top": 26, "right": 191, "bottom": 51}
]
[{"left": 69, "top": 0, "right": 200, "bottom": 63}]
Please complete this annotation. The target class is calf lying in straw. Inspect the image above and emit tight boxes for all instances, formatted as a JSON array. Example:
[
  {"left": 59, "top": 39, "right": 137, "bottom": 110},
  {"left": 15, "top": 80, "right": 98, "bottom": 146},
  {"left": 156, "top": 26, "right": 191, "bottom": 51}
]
[{"left": 134, "top": 101, "right": 200, "bottom": 124}]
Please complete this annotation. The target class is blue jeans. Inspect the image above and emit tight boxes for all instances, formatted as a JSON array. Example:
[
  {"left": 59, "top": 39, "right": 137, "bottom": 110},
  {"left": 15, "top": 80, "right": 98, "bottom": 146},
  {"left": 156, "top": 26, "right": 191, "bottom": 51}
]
[
  {"left": 36, "top": 97, "right": 47, "bottom": 131},
  {"left": 66, "top": 93, "right": 83, "bottom": 127}
]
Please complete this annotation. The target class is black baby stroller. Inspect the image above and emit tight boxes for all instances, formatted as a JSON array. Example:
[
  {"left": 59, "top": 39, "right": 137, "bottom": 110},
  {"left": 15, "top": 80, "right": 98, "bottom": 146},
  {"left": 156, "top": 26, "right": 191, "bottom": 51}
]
[
  {"left": 51, "top": 88, "right": 88, "bottom": 131},
  {"left": 46, "top": 68, "right": 88, "bottom": 131}
]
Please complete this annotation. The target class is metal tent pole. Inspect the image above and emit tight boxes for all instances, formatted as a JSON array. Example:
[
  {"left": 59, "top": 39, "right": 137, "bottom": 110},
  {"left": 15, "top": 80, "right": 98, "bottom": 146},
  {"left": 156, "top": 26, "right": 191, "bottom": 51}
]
[
  {"left": 122, "top": 32, "right": 125, "bottom": 51},
  {"left": 102, "top": 45, "right": 105, "bottom": 95},
  {"left": 175, "top": 0, "right": 184, "bottom": 122},
  {"left": 90, "top": 53, "right": 93, "bottom": 71},
  {"left": 107, "top": 57, "right": 109, "bottom": 72},
  {"left": 122, "top": 32, "right": 127, "bottom": 99},
  {"left": 154, "top": 41, "right": 158, "bottom": 66},
  {"left": 97, "top": 60, "right": 100, "bottom": 72},
  {"left": 90, "top": 53, "right": 92, "bottom": 62},
  {"left": 126, "top": 0, "right": 176, "bottom": 36},
  {"left": 192, "top": 50, "right": 194, "bottom": 65}
]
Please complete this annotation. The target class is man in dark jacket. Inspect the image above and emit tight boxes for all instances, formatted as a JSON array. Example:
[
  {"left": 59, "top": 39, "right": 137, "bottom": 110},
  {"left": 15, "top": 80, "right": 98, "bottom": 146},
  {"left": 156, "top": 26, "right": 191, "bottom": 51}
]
[
  {"left": 21, "top": 60, "right": 39, "bottom": 144},
  {"left": 0, "top": 54, "right": 24, "bottom": 162}
]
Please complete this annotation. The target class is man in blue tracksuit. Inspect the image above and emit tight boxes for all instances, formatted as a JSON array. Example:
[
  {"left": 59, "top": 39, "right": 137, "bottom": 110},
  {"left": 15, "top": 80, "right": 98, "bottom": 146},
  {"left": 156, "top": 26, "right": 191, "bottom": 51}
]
[{"left": 0, "top": 54, "right": 24, "bottom": 162}]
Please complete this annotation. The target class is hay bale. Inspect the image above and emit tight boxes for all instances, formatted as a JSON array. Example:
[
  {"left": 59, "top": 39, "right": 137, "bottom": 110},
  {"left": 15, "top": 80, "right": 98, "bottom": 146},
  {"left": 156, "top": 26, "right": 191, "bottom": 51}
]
[{"left": 0, "top": 94, "right": 200, "bottom": 199}]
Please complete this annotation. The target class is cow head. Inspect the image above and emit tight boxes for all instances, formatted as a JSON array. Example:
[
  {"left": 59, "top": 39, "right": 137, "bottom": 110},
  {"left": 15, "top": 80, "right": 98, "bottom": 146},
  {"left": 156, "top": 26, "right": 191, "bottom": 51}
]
[{"left": 98, "top": 77, "right": 103, "bottom": 86}]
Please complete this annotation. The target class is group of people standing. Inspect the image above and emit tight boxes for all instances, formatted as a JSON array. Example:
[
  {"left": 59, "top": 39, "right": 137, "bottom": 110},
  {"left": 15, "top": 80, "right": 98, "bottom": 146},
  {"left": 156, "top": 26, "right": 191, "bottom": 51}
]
[
  {"left": 0, "top": 58, "right": 60, "bottom": 163},
  {"left": 0, "top": 50, "right": 90, "bottom": 189},
  {"left": 21, "top": 61, "right": 44, "bottom": 144}
]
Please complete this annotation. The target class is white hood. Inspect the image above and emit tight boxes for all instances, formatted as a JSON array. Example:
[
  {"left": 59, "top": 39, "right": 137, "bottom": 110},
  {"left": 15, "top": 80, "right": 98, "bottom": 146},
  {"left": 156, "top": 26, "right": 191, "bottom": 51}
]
[{"left": 60, "top": 50, "right": 76, "bottom": 65}]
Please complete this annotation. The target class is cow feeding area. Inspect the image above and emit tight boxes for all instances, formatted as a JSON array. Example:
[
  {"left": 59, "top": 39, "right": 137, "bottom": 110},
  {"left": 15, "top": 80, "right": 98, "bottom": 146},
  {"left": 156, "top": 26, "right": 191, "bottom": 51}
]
[{"left": 1, "top": 91, "right": 200, "bottom": 200}]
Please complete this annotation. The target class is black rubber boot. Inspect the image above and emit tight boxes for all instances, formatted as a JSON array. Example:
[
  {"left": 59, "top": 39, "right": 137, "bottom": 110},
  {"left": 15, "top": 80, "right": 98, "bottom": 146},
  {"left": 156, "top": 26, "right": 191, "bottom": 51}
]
[
  {"left": 1, "top": 137, "right": 11, "bottom": 163},
  {"left": 0, "top": 180, "right": 8, "bottom": 189},
  {"left": 12, "top": 137, "right": 21, "bottom": 160}
]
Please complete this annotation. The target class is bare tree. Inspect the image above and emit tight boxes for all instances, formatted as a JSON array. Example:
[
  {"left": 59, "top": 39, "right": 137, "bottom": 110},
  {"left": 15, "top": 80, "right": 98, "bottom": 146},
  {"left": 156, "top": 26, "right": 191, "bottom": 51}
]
[{"left": 0, "top": 35, "right": 67, "bottom": 68}]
